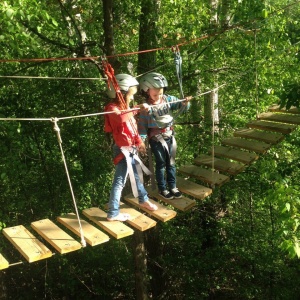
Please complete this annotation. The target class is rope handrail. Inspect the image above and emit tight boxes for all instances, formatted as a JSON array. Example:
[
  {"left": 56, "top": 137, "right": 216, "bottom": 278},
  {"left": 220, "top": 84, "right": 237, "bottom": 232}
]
[
  {"left": 0, "top": 85, "right": 226, "bottom": 123},
  {"left": 0, "top": 75, "right": 105, "bottom": 80}
]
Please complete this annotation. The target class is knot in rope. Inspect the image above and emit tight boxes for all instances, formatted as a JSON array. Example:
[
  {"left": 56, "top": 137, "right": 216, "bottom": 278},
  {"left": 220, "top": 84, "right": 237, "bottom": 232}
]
[
  {"left": 51, "top": 117, "right": 60, "bottom": 132},
  {"left": 51, "top": 117, "right": 62, "bottom": 144}
]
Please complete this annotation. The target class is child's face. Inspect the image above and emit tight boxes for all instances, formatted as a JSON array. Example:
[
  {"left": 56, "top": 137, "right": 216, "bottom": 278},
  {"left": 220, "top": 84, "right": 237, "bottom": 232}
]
[
  {"left": 148, "top": 88, "right": 163, "bottom": 102},
  {"left": 126, "top": 86, "right": 138, "bottom": 101}
]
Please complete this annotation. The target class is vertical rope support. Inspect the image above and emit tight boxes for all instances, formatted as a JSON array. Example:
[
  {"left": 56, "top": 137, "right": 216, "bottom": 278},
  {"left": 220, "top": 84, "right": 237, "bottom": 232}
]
[
  {"left": 51, "top": 118, "right": 86, "bottom": 247},
  {"left": 254, "top": 29, "right": 259, "bottom": 119},
  {"left": 173, "top": 45, "right": 185, "bottom": 99},
  {"left": 211, "top": 89, "right": 215, "bottom": 189}
]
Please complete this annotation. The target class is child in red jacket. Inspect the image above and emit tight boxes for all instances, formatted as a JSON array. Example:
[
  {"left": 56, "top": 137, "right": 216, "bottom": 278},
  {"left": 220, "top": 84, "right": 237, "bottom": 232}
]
[{"left": 104, "top": 74, "right": 157, "bottom": 221}]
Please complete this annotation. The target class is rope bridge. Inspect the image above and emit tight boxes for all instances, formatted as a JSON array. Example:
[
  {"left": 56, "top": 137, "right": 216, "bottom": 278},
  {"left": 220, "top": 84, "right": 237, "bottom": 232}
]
[{"left": 0, "top": 104, "right": 300, "bottom": 270}]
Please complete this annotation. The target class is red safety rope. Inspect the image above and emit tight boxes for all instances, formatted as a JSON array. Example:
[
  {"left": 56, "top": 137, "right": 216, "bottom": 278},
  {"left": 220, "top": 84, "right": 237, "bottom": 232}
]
[
  {"left": 102, "top": 58, "right": 140, "bottom": 143},
  {"left": 102, "top": 59, "right": 125, "bottom": 109}
]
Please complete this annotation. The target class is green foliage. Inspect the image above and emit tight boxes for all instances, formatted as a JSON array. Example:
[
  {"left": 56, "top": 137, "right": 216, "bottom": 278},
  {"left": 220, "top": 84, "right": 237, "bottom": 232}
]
[
  {"left": 1, "top": 0, "right": 300, "bottom": 299},
  {"left": 278, "top": 82, "right": 300, "bottom": 109}
]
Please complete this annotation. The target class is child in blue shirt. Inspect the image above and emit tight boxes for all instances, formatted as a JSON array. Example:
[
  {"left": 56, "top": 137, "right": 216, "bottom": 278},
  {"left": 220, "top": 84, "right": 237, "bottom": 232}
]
[{"left": 138, "top": 72, "right": 191, "bottom": 199}]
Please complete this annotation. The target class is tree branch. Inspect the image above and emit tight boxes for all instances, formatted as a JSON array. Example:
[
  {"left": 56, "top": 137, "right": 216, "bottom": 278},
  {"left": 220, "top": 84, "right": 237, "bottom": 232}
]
[{"left": 21, "top": 21, "right": 75, "bottom": 52}]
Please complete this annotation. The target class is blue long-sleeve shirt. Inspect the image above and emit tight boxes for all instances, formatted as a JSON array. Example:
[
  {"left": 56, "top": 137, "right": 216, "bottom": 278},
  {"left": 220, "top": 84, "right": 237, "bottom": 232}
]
[{"left": 138, "top": 94, "right": 189, "bottom": 140}]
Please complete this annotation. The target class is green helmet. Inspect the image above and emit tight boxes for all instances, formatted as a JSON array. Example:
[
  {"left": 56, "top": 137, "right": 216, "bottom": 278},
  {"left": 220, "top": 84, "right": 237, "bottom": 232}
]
[
  {"left": 106, "top": 74, "right": 139, "bottom": 98},
  {"left": 139, "top": 72, "right": 168, "bottom": 92}
]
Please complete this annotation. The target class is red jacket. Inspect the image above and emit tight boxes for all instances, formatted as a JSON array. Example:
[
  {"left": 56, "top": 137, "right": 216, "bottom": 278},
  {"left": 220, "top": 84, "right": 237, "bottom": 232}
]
[{"left": 104, "top": 103, "right": 143, "bottom": 148}]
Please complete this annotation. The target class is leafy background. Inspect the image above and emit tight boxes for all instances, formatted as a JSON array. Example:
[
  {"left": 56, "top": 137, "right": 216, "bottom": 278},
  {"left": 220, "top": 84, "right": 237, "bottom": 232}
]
[{"left": 1, "top": 0, "right": 300, "bottom": 299}]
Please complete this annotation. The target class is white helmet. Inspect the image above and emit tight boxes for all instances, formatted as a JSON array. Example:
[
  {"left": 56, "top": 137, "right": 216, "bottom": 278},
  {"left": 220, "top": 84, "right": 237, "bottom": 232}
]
[
  {"left": 139, "top": 72, "right": 168, "bottom": 92},
  {"left": 106, "top": 74, "right": 139, "bottom": 98}
]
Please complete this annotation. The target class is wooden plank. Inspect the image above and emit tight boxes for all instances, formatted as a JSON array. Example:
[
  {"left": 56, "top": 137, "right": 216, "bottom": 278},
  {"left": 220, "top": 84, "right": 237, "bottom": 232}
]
[
  {"left": 258, "top": 112, "right": 300, "bottom": 125},
  {"left": 82, "top": 207, "right": 134, "bottom": 239},
  {"left": 57, "top": 213, "right": 110, "bottom": 247},
  {"left": 31, "top": 219, "right": 82, "bottom": 254},
  {"left": 123, "top": 195, "right": 177, "bottom": 222},
  {"left": 3, "top": 225, "right": 52, "bottom": 263},
  {"left": 119, "top": 203, "right": 157, "bottom": 231},
  {"left": 247, "top": 120, "right": 296, "bottom": 134},
  {"left": 194, "top": 154, "right": 245, "bottom": 175},
  {"left": 176, "top": 176, "right": 213, "bottom": 200},
  {"left": 178, "top": 165, "right": 230, "bottom": 187},
  {"left": 0, "top": 253, "right": 9, "bottom": 270},
  {"left": 269, "top": 105, "right": 300, "bottom": 114},
  {"left": 146, "top": 188, "right": 196, "bottom": 212},
  {"left": 221, "top": 137, "right": 271, "bottom": 154},
  {"left": 233, "top": 128, "right": 285, "bottom": 144},
  {"left": 209, "top": 145, "right": 258, "bottom": 164}
]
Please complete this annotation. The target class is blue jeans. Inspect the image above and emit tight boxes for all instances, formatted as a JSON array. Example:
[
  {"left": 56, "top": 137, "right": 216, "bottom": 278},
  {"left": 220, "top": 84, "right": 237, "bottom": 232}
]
[
  {"left": 107, "top": 145, "right": 149, "bottom": 218},
  {"left": 149, "top": 137, "right": 176, "bottom": 192}
]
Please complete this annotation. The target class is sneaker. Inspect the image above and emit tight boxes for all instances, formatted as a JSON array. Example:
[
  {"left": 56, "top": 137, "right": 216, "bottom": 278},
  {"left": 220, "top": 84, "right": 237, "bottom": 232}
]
[
  {"left": 170, "top": 187, "right": 182, "bottom": 198},
  {"left": 107, "top": 213, "right": 130, "bottom": 222},
  {"left": 159, "top": 190, "right": 174, "bottom": 199},
  {"left": 140, "top": 201, "right": 158, "bottom": 211}
]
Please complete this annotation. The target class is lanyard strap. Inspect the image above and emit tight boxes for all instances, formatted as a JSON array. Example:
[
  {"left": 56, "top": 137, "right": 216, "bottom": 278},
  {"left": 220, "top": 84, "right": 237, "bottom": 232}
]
[
  {"left": 120, "top": 146, "right": 151, "bottom": 197},
  {"left": 155, "top": 135, "right": 177, "bottom": 166}
]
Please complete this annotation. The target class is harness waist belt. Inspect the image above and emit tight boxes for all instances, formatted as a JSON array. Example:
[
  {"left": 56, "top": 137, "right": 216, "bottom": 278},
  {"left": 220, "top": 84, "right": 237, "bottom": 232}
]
[{"left": 161, "top": 126, "right": 173, "bottom": 133}]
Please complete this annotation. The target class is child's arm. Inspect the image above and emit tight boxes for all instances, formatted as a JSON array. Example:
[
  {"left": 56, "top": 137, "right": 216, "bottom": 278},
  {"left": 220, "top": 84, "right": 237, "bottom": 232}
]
[
  {"left": 167, "top": 95, "right": 192, "bottom": 111},
  {"left": 137, "top": 110, "right": 149, "bottom": 141}
]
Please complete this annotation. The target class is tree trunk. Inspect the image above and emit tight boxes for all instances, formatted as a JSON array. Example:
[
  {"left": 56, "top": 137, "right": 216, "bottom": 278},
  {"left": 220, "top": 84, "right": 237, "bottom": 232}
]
[
  {"left": 137, "top": 0, "right": 161, "bottom": 73},
  {"left": 220, "top": 0, "right": 232, "bottom": 27},
  {"left": 133, "top": 231, "right": 149, "bottom": 300},
  {"left": 122, "top": 180, "right": 150, "bottom": 299},
  {"left": 102, "top": 0, "right": 121, "bottom": 72},
  {"left": 204, "top": 88, "right": 219, "bottom": 131},
  {"left": 203, "top": 0, "right": 220, "bottom": 133},
  {"left": 144, "top": 227, "right": 165, "bottom": 298}
]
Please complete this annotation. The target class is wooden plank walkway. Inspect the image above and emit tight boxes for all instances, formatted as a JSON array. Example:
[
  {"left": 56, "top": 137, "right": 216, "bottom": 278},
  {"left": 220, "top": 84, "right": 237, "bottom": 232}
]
[
  {"left": 31, "top": 219, "right": 82, "bottom": 254},
  {"left": 57, "top": 213, "right": 110, "bottom": 246},
  {"left": 3, "top": 225, "right": 52, "bottom": 263},
  {"left": 0, "top": 254, "right": 9, "bottom": 270},
  {"left": 268, "top": 105, "right": 300, "bottom": 114},
  {"left": 82, "top": 207, "right": 134, "bottom": 239},
  {"left": 119, "top": 203, "right": 157, "bottom": 231},
  {"left": 178, "top": 105, "right": 300, "bottom": 196},
  {"left": 178, "top": 165, "right": 230, "bottom": 187},
  {"left": 233, "top": 128, "right": 285, "bottom": 144},
  {"left": 258, "top": 112, "right": 300, "bottom": 125},
  {"left": 176, "top": 176, "right": 213, "bottom": 200},
  {"left": 221, "top": 137, "right": 271, "bottom": 154},
  {"left": 247, "top": 120, "right": 296, "bottom": 134},
  {"left": 146, "top": 188, "right": 196, "bottom": 212},
  {"left": 194, "top": 154, "right": 245, "bottom": 175},
  {"left": 209, "top": 145, "right": 259, "bottom": 164},
  {"left": 124, "top": 195, "right": 177, "bottom": 222}
]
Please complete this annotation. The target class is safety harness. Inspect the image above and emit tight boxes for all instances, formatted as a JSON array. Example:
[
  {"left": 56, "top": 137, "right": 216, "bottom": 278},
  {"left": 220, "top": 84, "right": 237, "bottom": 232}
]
[
  {"left": 148, "top": 98, "right": 177, "bottom": 165},
  {"left": 120, "top": 146, "right": 151, "bottom": 198}
]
